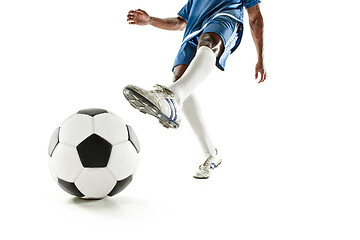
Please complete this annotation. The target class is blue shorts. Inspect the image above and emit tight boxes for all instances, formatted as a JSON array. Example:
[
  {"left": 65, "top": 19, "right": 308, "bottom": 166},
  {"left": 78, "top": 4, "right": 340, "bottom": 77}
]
[{"left": 173, "top": 15, "right": 243, "bottom": 71}]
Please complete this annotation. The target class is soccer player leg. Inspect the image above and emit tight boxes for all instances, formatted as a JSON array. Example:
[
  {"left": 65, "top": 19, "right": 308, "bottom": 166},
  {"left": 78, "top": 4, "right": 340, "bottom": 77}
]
[
  {"left": 173, "top": 65, "right": 216, "bottom": 156},
  {"left": 183, "top": 95, "right": 216, "bottom": 156},
  {"left": 169, "top": 33, "right": 221, "bottom": 104}
]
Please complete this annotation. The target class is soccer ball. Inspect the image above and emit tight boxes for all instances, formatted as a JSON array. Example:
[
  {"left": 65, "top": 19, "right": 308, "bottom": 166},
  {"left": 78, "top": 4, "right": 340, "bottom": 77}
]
[{"left": 48, "top": 108, "right": 140, "bottom": 199}]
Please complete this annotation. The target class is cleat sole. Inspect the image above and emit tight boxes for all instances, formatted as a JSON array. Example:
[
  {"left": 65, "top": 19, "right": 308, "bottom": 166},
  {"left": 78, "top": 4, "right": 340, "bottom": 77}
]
[{"left": 123, "top": 87, "right": 179, "bottom": 129}]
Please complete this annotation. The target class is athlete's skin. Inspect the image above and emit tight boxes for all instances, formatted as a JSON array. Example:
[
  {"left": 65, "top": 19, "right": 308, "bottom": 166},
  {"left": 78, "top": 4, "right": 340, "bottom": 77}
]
[{"left": 127, "top": 4, "right": 266, "bottom": 83}]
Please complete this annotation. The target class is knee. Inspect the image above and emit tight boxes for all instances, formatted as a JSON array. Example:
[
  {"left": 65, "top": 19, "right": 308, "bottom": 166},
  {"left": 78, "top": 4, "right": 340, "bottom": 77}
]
[{"left": 198, "top": 33, "right": 224, "bottom": 57}]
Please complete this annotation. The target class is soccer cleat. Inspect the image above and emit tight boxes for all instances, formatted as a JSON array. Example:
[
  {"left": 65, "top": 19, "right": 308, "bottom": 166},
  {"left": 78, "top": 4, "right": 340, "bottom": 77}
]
[
  {"left": 193, "top": 149, "right": 222, "bottom": 179},
  {"left": 123, "top": 84, "right": 182, "bottom": 129}
]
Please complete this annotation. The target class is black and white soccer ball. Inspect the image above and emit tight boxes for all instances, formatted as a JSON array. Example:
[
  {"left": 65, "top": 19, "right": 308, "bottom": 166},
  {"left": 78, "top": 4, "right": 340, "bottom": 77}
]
[{"left": 48, "top": 108, "right": 140, "bottom": 199}]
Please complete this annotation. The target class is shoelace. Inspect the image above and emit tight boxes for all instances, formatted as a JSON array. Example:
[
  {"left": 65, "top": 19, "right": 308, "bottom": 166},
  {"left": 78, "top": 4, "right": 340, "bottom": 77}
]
[
  {"left": 153, "top": 84, "right": 174, "bottom": 96},
  {"left": 199, "top": 157, "right": 212, "bottom": 171}
]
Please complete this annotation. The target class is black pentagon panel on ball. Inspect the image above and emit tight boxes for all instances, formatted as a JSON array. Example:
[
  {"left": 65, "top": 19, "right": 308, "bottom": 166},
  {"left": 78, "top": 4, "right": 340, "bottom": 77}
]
[
  {"left": 58, "top": 178, "right": 84, "bottom": 197},
  {"left": 107, "top": 175, "right": 133, "bottom": 196},
  {"left": 77, "top": 108, "right": 108, "bottom": 117},
  {"left": 126, "top": 125, "right": 140, "bottom": 153},
  {"left": 48, "top": 127, "right": 60, "bottom": 157},
  {"left": 76, "top": 134, "right": 113, "bottom": 168}
]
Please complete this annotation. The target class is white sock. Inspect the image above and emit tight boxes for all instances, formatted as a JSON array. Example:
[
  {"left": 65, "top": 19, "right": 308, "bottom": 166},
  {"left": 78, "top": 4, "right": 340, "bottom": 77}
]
[
  {"left": 183, "top": 95, "right": 216, "bottom": 155},
  {"left": 169, "top": 46, "right": 216, "bottom": 103}
]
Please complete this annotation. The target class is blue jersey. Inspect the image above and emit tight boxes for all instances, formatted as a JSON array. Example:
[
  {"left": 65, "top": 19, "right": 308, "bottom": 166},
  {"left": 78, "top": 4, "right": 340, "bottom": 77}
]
[{"left": 178, "top": 0, "right": 261, "bottom": 42}]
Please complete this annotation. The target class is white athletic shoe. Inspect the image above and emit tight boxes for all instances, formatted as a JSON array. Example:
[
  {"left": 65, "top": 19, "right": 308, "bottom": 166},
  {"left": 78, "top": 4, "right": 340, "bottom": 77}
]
[
  {"left": 193, "top": 149, "right": 222, "bottom": 179},
  {"left": 123, "top": 84, "right": 182, "bottom": 129}
]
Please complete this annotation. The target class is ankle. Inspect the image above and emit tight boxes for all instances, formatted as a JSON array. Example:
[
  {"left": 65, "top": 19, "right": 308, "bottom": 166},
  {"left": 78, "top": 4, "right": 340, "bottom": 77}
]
[
  {"left": 168, "top": 86, "right": 183, "bottom": 105},
  {"left": 205, "top": 148, "right": 217, "bottom": 156}
]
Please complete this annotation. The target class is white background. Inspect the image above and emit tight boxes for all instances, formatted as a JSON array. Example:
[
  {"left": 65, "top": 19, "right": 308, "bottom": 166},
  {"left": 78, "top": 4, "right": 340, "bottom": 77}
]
[{"left": 0, "top": 0, "right": 359, "bottom": 239}]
